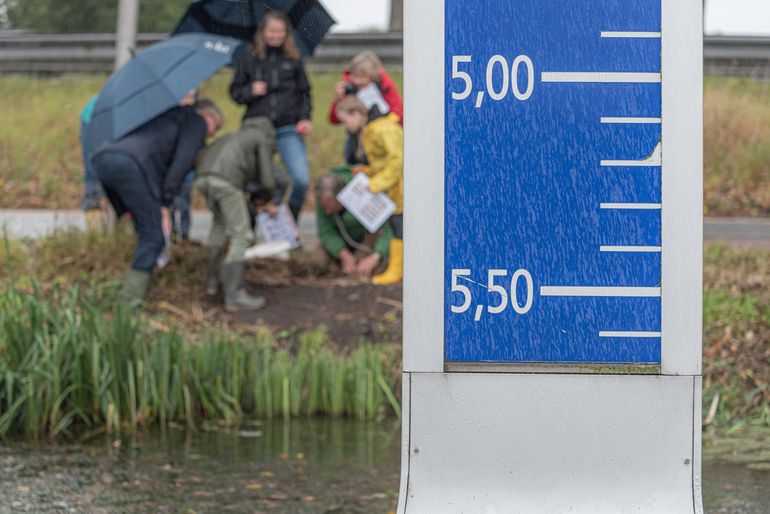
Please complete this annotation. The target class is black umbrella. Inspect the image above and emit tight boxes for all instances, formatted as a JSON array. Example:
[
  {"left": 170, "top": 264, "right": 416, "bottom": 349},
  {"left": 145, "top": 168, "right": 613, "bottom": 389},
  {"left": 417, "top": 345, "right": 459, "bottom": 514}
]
[{"left": 173, "top": 0, "right": 335, "bottom": 56}]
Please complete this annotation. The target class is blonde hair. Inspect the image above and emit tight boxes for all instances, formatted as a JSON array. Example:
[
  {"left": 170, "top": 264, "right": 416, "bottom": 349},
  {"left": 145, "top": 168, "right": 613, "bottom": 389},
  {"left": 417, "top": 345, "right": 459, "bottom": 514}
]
[
  {"left": 349, "top": 51, "right": 382, "bottom": 82},
  {"left": 252, "top": 11, "right": 301, "bottom": 60},
  {"left": 336, "top": 95, "right": 368, "bottom": 117}
]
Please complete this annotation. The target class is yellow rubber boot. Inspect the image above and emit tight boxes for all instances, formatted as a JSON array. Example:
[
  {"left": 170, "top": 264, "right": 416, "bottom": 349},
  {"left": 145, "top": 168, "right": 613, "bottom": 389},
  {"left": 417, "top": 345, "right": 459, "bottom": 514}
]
[{"left": 372, "top": 238, "right": 403, "bottom": 285}]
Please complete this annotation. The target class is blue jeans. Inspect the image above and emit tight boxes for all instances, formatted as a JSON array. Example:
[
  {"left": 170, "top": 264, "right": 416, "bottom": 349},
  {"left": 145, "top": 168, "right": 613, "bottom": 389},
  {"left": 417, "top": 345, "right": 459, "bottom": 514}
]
[
  {"left": 276, "top": 124, "right": 310, "bottom": 219},
  {"left": 171, "top": 176, "right": 194, "bottom": 236},
  {"left": 80, "top": 119, "right": 105, "bottom": 211},
  {"left": 93, "top": 152, "right": 164, "bottom": 272}
]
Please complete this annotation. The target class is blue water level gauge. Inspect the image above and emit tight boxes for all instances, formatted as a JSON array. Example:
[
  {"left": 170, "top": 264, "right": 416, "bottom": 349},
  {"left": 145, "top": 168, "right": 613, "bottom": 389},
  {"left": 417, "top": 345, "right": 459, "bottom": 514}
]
[{"left": 444, "top": 0, "right": 663, "bottom": 364}]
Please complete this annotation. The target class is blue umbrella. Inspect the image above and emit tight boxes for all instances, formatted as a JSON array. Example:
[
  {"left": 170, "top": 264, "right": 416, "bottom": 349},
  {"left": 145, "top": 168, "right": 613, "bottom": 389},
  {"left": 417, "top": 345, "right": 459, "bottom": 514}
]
[
  {"left": 173, "top": 0, "right": 335, "bottom": 56},
  {"left": 87, "top": 33, "right": 242, "bottom": 154}
]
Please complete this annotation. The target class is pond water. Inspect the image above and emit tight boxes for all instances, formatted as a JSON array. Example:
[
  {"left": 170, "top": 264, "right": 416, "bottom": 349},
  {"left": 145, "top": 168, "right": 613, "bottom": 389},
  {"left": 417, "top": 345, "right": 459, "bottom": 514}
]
[{"left": 0, "top": 420, "right": 767, "bottom": 513}]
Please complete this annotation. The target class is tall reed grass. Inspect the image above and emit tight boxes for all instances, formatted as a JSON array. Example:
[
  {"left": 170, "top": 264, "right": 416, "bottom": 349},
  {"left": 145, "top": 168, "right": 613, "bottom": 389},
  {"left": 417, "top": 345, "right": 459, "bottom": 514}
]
[{"left": 0, "top": 285, "right": 401, "bottom": 439}]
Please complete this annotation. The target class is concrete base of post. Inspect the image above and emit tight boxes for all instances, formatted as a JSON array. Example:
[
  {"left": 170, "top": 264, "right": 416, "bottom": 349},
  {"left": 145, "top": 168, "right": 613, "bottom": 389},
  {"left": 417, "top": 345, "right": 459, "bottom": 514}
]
[{"left": 398, "top": 372, "right": 703, "bottom": 513}]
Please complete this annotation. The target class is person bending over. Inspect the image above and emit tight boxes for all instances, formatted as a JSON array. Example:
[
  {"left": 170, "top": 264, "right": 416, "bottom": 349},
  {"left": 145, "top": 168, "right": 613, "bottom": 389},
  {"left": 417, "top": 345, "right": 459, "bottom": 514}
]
[
  {"left": 195, "top": 116, "right": 277, "bottom": 312},
  {"left": 93, "top": 99, "right": 224, "bottom": 305}
]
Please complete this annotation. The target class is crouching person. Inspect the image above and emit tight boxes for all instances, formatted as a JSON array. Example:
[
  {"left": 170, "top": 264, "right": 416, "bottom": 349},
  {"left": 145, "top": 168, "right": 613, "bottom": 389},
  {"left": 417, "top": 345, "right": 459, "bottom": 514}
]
[
  {"left": 315, "top": 167, "right": 393, "bottom": 277},
  {"left": 94, "top": 99, "right": 223, "bottom": 305},
  {"left": 195, "top": 116, "right": 277, "bottom": 311},
  {"left": 335, "top": 96, "right": 403, "bottom": 285}
]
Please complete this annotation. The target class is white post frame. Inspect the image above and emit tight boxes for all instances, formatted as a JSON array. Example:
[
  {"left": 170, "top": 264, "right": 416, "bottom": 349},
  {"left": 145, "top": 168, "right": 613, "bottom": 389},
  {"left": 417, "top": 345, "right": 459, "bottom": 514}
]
[
  {"left": 403, "top": 0, "right": 445, "bottom": 373},
  {"left": 400, "top": 1, "right": 703, "bottom": 511},
  {"left": 661, "top": 0, "right": 703, "bottom": 376},
  {"left": 405, "top": 0, "right": 703, "bottom": 375}
]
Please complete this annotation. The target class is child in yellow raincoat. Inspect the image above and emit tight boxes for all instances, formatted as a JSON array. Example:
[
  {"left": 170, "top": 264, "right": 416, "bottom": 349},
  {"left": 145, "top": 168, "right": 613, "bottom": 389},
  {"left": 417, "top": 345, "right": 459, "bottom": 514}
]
[{"left": 335, "top": 95, "right": 403, "bottom": 285}]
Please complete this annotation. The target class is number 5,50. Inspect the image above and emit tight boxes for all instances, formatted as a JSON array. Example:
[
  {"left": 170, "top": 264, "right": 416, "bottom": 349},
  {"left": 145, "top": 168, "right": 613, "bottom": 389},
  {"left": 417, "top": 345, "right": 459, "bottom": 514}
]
[{"left": 450, "top": 269, "right": 534, "bottom": 315}]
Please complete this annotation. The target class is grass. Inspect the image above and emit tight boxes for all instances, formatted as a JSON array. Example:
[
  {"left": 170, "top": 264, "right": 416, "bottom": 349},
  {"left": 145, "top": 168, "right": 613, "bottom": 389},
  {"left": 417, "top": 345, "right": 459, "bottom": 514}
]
[
  {"left": 703, "top": 77, "right": 770, "bottom": 217},
  {"left": 0, "top": 283, "right": 401, "bottom": 439},
  {"left": 2, "top": 229, "right": 770, "bottom": 435},
  {"left": 0, "top": 70, "right": 403, "bottom": 209},
  {"left": 0, "top": 73, "right": 766, "bottom": 216},
  {"left": 703, "top": 243, "right": 770, "bottom": 430}
]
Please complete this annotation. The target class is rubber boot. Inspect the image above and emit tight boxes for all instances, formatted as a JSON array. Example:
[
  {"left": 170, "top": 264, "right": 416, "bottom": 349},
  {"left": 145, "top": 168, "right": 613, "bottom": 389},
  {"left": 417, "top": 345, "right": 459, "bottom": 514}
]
[
  {"left": 206, "top": 246, "right": 223, "bottom": 296},
  {"left": 121, "top": 269, "right": 151, "bottom": 308},
  {"left": 221, "top": 262, "right": 266, "bottom": 312},
  {"left": 289, "top": 203, "right": 302, "bottom": 222},
  {"left": 372, "top": 238, "right": 403, "bottom": 286}
]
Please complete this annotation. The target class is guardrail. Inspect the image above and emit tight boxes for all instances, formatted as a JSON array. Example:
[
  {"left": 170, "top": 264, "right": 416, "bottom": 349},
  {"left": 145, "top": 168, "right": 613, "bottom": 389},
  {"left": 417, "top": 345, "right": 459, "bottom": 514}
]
[
  {"left": 703, "top": 36, "right": 770, "bottom": 77},
  {"left": 1, "top": 32, "right": 769, "bottom": 76},
  {"left": 0, "top": 32, "right": 403, "bottom": 73}
]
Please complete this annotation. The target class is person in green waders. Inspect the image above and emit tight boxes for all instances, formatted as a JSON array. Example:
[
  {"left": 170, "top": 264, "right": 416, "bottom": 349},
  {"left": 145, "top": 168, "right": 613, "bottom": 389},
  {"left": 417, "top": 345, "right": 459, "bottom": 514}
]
[{"left": 195, "top": 116, "right": 278, "bottom": 312}]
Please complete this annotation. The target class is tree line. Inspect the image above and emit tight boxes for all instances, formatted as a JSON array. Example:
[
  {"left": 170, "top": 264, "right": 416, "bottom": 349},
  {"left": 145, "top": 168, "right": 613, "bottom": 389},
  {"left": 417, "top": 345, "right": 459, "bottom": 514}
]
[
  {"left": 1, "top": 0, "right": 189, "bottom": 33},
  {"left": 2, "top": 0, "right": 405, "bottom": 34}
]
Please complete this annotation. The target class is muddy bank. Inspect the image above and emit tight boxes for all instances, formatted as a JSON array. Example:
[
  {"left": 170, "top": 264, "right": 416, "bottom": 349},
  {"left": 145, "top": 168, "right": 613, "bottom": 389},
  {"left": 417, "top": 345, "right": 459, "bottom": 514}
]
[{"left": 149, "top": 242, "right": 403, "bottom": 349}]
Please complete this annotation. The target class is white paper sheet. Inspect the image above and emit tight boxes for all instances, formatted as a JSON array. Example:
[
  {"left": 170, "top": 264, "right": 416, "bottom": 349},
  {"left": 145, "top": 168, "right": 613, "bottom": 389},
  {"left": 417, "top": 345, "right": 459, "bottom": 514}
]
[
  {"left": 336, "top": 173, "right": 396, "bottom": 233},
  {"left": 357, "top": 83, "right": 390, "bottom": 116},
  {"left": 256, "top": 203, "right": 300, "bottom": 249}
]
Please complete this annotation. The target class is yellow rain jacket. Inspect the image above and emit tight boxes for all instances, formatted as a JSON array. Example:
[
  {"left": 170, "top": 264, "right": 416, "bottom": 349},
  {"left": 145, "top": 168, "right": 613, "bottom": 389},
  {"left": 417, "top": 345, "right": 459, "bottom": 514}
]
[{"left": 361, "top": 113, "right": 403, "bottom": 214}]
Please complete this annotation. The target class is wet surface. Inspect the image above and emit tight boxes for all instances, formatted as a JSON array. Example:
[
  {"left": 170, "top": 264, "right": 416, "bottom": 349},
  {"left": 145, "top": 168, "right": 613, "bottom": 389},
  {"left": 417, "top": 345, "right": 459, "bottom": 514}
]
[
  {"left": 1, "top": 422, "right": 768, "bottom": 513},
  {"left": 702, "top": 429, "right": 770, "bottom": 514},
  {"left": 0, "top": 420, "right": 401, "bottom": 513}
]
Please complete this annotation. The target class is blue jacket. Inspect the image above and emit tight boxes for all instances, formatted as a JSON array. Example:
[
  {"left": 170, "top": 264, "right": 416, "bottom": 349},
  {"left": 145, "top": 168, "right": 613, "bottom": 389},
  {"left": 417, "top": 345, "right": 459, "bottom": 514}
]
[{"left": 95, "top": 107, "right": 207, "bottom": 206}]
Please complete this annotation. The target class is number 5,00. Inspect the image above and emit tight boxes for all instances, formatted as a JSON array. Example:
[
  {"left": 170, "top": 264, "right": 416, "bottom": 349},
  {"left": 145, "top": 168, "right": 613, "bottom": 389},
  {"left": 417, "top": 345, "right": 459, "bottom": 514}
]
[
  {"left": 451, "top": 55, "right": 535, "bottom": 103},
  {"left": 450, "top": 269, "right": 534, "bottom": 315}
]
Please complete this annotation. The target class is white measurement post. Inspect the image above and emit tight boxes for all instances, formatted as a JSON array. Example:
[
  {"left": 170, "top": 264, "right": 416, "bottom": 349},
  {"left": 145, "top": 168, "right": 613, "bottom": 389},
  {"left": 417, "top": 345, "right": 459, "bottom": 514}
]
[{"left": 399, "top": 0, "right": 703, "bottom": 512}]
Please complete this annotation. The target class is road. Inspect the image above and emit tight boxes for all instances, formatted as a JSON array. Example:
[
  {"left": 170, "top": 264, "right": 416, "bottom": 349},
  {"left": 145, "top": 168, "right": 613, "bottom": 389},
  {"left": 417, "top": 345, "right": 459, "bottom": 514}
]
[{"left": 1, "top": 210, "right": 770, "bottom": 247}]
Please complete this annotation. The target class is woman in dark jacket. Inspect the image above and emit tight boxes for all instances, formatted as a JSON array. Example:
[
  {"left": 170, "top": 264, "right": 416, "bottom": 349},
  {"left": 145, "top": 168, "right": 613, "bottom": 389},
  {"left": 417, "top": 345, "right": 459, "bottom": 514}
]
[{"left": 229, "top": 10, "right": 312, "bottom": 221}]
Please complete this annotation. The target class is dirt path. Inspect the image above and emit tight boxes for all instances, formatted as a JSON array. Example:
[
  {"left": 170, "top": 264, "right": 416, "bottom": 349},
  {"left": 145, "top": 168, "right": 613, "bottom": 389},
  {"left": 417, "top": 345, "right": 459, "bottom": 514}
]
[{"left": 150, "top": 243, "right": 402, "bottom": 349}]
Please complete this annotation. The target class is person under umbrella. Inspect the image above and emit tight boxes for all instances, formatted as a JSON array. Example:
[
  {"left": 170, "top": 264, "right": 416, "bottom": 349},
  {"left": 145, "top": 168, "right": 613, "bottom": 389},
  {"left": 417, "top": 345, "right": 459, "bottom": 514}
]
[
  {"left": 93, "top": 99, "right": 224, "bottom": 305},
  {"left": 229, "top": 10, "right": 313, "bottom": 222},
  {"left": 87, "top": 33, "right": 241, "bottom": 156}
]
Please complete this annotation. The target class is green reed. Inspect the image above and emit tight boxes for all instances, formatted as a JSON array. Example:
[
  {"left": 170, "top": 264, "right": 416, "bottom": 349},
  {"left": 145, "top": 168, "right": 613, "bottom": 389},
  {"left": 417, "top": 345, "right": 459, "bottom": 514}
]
[{"left": 0, "top": 286, "right": 401, "bottom": 439}]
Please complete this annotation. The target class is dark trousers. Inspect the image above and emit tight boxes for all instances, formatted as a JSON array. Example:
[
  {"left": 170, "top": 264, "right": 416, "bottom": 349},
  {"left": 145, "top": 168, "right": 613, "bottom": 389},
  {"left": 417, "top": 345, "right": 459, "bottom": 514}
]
[
  {"left": 171, "top": 178, "right": 193, "bottom": 236},
  {"left": 389, "top": 214, "right": 403, "bottom": 239},
  {"left": 94, "top": 152, "right": 164, "bottom": 272},
  {"left": 80, "top": 119, "right": 105, "bottom": 211}
]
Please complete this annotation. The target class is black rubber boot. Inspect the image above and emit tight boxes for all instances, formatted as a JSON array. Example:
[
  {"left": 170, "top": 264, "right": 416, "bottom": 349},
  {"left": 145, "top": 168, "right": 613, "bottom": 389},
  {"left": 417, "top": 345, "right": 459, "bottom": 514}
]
[
  {"left": 121, "top": 269, "right": 151, "bottom": 308},
  {"left": 221, "top": 262, "right": 266, "bottom": 312},
  {"left": 289, "top": 203, "right": 301, "bottom": 222},
  {"left": 206, "top": 246, "right": 223, "bottom": 296}
]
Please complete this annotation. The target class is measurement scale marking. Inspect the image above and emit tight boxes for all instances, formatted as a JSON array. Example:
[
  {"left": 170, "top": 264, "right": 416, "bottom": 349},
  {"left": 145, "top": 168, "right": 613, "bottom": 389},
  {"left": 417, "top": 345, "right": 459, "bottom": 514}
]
[
  {"left": 541, "top": 72, "right": 661, "bottom": 83},
  {"left": 599, "top": 331, "right": 662, "bottom": 338},
  {"left": 600, "top": 31, "right": 661, "bottom": 38},
  {"left": 602, "top": 141, "right": 661, "bottom": 167},
  {"left": 540, "top": 286, "right": 661, "bottom": 298},
  {"left": 600, "top": 203, "right": 661, "bottom": 210},
  {"left": 601, "top": 117, "right": 661, "bottom": 124},
  {"left": 600, "top": 246, "right": 661, "bottom": 253}
]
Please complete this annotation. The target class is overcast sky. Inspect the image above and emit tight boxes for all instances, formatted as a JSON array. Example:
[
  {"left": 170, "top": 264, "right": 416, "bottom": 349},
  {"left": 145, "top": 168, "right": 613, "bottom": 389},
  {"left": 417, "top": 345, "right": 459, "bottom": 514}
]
[{"left": 322, "top": 0, "right": 770, "bottom": 35}]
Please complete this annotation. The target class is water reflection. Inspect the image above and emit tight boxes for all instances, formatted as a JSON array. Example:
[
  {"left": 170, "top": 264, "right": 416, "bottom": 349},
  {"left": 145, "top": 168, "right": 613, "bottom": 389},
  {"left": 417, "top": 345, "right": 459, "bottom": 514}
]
[{"left": 0, "top": 420, "right": 767, "bottom": 513}]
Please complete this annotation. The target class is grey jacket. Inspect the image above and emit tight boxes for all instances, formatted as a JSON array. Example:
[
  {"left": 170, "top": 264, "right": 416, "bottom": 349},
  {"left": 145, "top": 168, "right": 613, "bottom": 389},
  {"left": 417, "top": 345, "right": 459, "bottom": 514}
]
[{"left": 196, "top": 116, "right": 276, "bottom": 193}]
